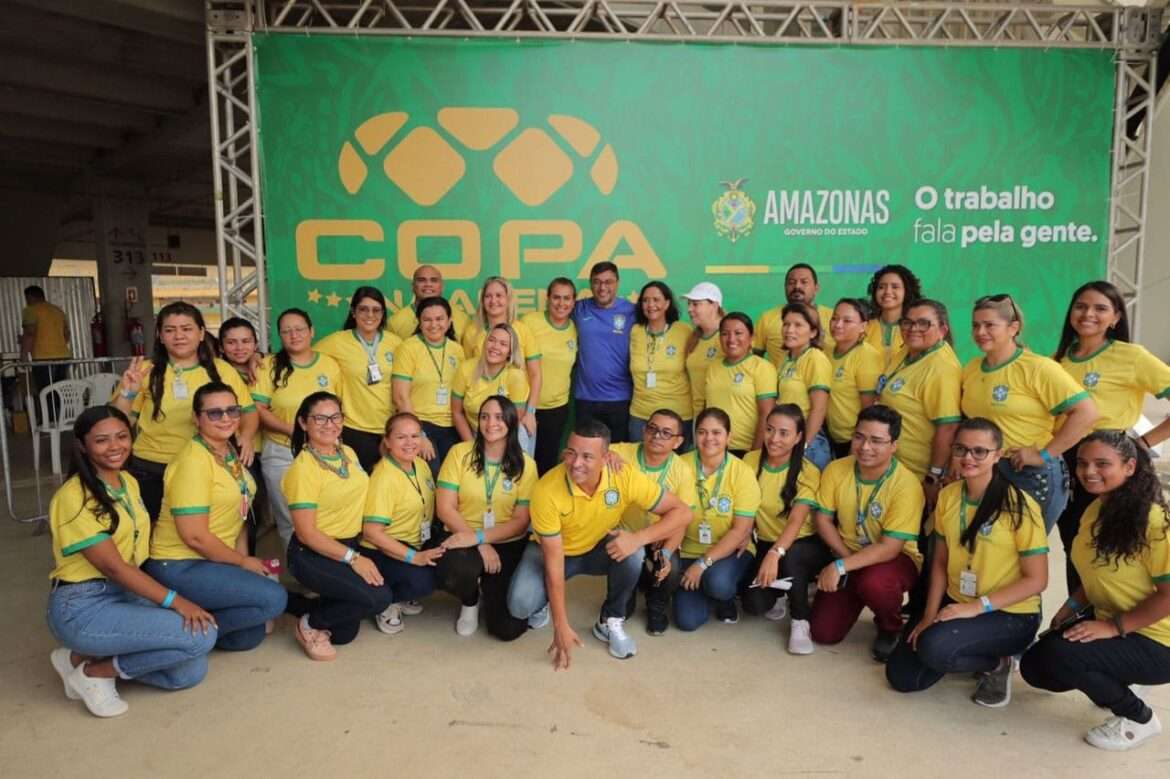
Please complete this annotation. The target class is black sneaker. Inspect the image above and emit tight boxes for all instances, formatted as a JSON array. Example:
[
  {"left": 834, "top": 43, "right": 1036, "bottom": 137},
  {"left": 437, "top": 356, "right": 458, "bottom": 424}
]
[
  {"left": 646, "top": 607, "right": 669, "bottom": 636},
  {"left": 716, "top": 599, "right": 739, "bottom": 624},
  {"left": 871, "top": 629, "right": 899, "bottom": 663},
  {"left": 972, "top": 657, "right": 1014, "bottom": 708}
]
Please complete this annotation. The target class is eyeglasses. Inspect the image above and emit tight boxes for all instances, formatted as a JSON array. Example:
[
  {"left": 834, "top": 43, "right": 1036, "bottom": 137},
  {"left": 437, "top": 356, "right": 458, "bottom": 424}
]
[
  {"left": 851, "top": 433, "right": 892, "bottom": 447},
  {"left": 898, "top": 318, "right": 937, "bottom": 331},
  {"left": 644, "top": 423, "right": 680, "bottom": 440},
  {"left": 201, "top": 405, "right": 242, "bottom": 421},
  {"left": 307, "top": 413, "right": 344, "bottom": 426},
  {"left": 952, "top": 444, "right": 995, "bottom": 461},
  {"left": 355, "top": 305, "right": 383, "bottom": 315},
  {"left": 280, "top": 326, "right": 310, "bottom": 337}
]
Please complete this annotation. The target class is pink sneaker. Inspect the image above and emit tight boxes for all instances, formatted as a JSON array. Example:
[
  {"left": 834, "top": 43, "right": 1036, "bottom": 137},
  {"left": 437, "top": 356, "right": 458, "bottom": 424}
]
[{"left": 295, "top": 615, "right": 336, "bottom": 661}]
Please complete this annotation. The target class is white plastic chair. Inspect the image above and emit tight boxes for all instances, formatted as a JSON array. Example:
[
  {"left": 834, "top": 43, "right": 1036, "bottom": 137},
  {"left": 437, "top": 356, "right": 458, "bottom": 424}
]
[
  {"left": 86, "top": 373, "right": 121, "bottom": 405},
  {"left": 36, "top": 379, "right": 90, "bottom": 475}
]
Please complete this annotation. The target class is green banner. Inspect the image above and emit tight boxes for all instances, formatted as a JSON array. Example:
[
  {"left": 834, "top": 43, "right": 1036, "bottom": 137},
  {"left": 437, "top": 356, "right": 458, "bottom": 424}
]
[{"left": 253, "top": 35, "right": 1114, "bottom": 359}]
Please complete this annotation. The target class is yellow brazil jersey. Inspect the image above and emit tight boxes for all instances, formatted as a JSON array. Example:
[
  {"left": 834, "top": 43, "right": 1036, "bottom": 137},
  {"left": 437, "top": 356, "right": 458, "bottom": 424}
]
[
  {"left": 282, "top": 445, "right": 369, "bottom": 539},
  {"left": 827, "top": 341, "right": 884, "bottom": 443},
  {"left": 451, "top": 362, "right": 530, "bottom": 432},
  {"left": 230, "top": 366, "right": 265, "bottom": 453},
  {"left": 252, "top": 352, "right": 344, "bottom": 449},
  {"left": 460, "top": 317, "right": 541, "bottom": 365},
  {"left": 436, "top": 440, "right": 538, "bottom": 541},
  {"left": 776, "top": 346, "right": 833, "bottom": 419},
  {"left": 629, "top": 321, "right": 694, "bottom": 421},
  {"left": 388, "top": 305, "right": 472, "bottom": 343},
  {"left": 753, "top": 304, "right": 836, "bottom": 364},
  {"left": 742, "top": 450, "right": 821, "bottom": 543},
  {"left": 391, "top": 335, "right": 465, "bottom": 427},
  {"left": 1059, "top": 340, "right": 1170, "bottom": 432},
  {"left": 50, "top": 473, "right": 150, "bottom": 582},
  {"left": 961, "top": 348, "right": 1089, "bottom": 452},
  {"left": 704, "top": 354, "right": 778, "bottom": 452},
  {"left": 530, "top": 462, "right": 665, "bottom": 557},
  {"left": 361, "top": 455, "right": 435, "bottom": 549},
  {"left": 877, "top": 342, "right": 962, "bottom": 479},
  {"left": 933, "top": 481, "right": 1047, "bottom": 614},
  {"left": 865, "top": 317, "right": 904, "bottom": 363},
  {"left": 815, "top": 455, "right": 924, "bottom": 567},
  {"left": 1073, "top": 500, "right": 1170, "bottom": 646},
  {"left": 610, "top": 443, "right": 699, "bottom": 532},
  {"left": 681, "top": 452, "right": 761, "bottom": 558},
  {"left": 152, "top": 438, "right": 256, "bottom": 561},
  {"left": 22, "top": 301, "right": 71, "bottom": 359},
  {"left": 520, "top": 311, "right": 577, "bottom": 409},
  {"left": 686, "top": 331, "right": 723, "bottom": 418},
  {"left": 316, "top": 329, "right": 402, "bottom": 434},
  {"left": 127, "top": 358, "right": 256, "bottom": 463}
]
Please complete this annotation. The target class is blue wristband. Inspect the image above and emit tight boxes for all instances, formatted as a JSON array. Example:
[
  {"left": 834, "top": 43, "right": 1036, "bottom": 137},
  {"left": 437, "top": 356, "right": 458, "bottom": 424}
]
[
  {"left": 404, "top": 548, "right": 416, "bottom": 564},
  {"left": 1039, "top": 448, "right": 1053, "bottom": 464},
  {"left": 1065, "top": 596, "right": 1083, "bottom": 612},
  {"left": 161, "top": 589, "right": 177, "bottom": 609},
  {"left": 980, "top": 595, "right": 994, "bottom": 613},
  {"left": 476, "top": 529, "right": 486, "bottom": 545},
  {"left": 835, "top": 558, "right": 846, "bottom": 575}
]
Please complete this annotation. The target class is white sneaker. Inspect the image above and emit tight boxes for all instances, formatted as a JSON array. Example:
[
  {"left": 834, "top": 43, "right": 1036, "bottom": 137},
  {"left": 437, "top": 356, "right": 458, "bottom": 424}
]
[
  {"left": 67, "top": 662, "right": 128, "bottom": 718},
  {"left": 375, "top": 603, "right": 405, "bottom": 635},
  {"left": 763, "top": 597, "right": 788, "bottom": 622},
  {"left": 788, "top": 619, "right": 815, "bottom": 655},
  {"left": 399, "top": 600, "right": 424, "bottom": 616},
  {"left": 50, "top": 648, "right": 80, "bottom": 700},
  {"left": 528, "top": 604, "right": 550, "bottom": 630},
  {"left": 1085, "top": 713, "right": 1162, "bottom": 751},
  {"left": 456, "top": 604, "right": 479, "bottom": 636},
  {"left": 592, "top": 616, "right": 637, "bottom": 659}
]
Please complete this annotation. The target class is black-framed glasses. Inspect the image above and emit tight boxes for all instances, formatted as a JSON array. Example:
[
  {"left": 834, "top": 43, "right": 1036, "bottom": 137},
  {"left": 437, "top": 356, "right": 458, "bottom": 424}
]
[
  {"left": 201, "top": 405, "right": 242, "bottom": 421},
  {"left": 308, "top": 413, "right": 344, "bottom": 426},
  {"left": 952, "top": 444, "right": 994, "bottom": 461},
  {"left": 898, "top": 317, "right": 937, "bottom": 331},
  {"left": 645, "top": 423, "right": 681, "bottom": 440},
  {"left": 851, "top": 433, "right": 892, "bottom": 447}
]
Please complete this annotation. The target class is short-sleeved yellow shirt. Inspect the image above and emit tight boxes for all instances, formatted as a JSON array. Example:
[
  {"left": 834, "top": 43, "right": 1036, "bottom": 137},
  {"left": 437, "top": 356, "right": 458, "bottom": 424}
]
[
  {"left": 315, "top": 329, "right": 401, "bottom": 434},
  {"left": 388, "top": 305, "right": 471, "bottom": 342},
  {"left": 152, "top": 438, "right": 256, "bottom": 560},
  {"left": 933, "top": 481, "right": 1047, "bottom": 614},
  {"left": 451, "top": 362, "right": 529, "bottom": 432},
  {"left": 685, "top": 331, "right": 723, "bottom": 417},
  {"left": 864, "top": 318, "right": 904, "bottom": 363},
  {"left": 815, "top": 456, "right": 924, "bottom": 567},
  {"left": 776, "top": 346, "right": 833, "bottom": 420},
  {"left": 754, "top": 304, "right": 836, "bottom": 364},
  {"left": 629, "top": 321, "right": 694, "bottom": 421},
  {"left": 282, "top": 445, "right": 369, "bottom": 539},
  {"left": 436, "top": 441, "right": 538, "bottom": 540},
  {"left": 1059, "top": 340, "right": 1170, "bottom": 432},
  {"left": 460, "top": 318, "right": 541, "bottom": 365},
  {"left": 252, "top": 352, "right": 343, "bottom": 448},
  {"left": 361, "top": 455, "right": 435, "bottom": 549},
  {"left": 703, "top": 354, "right": 778, "bottom": 452},
  {"left": 876, "top": 342, "right": 963, "bottom": 479},
  {"left": 1073, "top": 501, "right": 1170, "bottom": 646},
  {"left": 520, "top": 311, "right": 578, "bottom": 409},
  {"left": 827, "top": 342, "right": 884, "bottom": 443},
  {"left": 681, "top": 452, "right": 761, "bottom": 558},
  {"left": 49, "top": 474, "right": 149, "bottom": 582},
  {"left": 742, "top": 450, "right": 821, "bottom": 543},
  {"left": 961, "top": 348, "right": 1089, "bottom": 452},
  {"left": 609, "top": 443, "right": 698, "bottom": 533},
  {"left": 22, "top": 301, "right": 71, "bottom": 359},
  {"left": 530, "top": 462, "right": 665, "bottom": 556},
  {"left": 127, "top": 358, "right": 257, "bottom": 463},
  {"left": 391, "top": 335, "right": 465, "bottom": 427}
]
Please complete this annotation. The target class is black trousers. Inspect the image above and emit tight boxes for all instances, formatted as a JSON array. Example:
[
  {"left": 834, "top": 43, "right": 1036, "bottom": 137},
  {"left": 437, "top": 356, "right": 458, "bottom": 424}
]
[
  {"left": 127, "top": 455, "right": 167, "bottom": 523},
  {"left": 1056, "top": 446, "right": 1095, "bottom": 594},
  {"left": 421, "top": 422, "right": 458, "bottom": 478},
  {"left": 433, "top": 535, "right": 529, "bottom": 642},
  {"left": 1021, "top": 629, "right": 1170, "bottom": 724},
  {"left": 343, "top": 427, "right": 383, "bottom": 475},
  {"left": 574, "top": 399, "right": 631, "bottom": 444},
  {"left": 623, "top": 548, "right": 682, "bottom": 619},
  {"left": 741, "top": 535, "right": 833, "bottom": 621},
  {"left": 31, "top": 363, "right": 70, "bottom": 425},
  {"left": 533, "top": 404, "right": 570, "bottom": 475},
  {"left": 286, "top": 536, "right": 393, "bottom": 645}
]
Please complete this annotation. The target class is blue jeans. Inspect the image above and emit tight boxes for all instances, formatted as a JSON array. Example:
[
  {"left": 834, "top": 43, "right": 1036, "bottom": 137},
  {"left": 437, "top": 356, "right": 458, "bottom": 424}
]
[
  {"left": 507, "top": 539, "right": 645, "bottom": 623},
  {"left": 47, "top": 580, "right": 216, "bottom": 690},
  {"left": 287, "top": 536, "right": 394, "bottom": 645},
  {"left": 998, "top": 457, "right": 1069, "bottom": 532},
  {"left": 886, "top": 601, "right": 1040, "bottom": 692},
  {"left": 673, "top": 554, "right": 753, "bottom": 631},
  {"left": 143, "top": 559, "right": 287, "bottom": 652},
  {"left": 367, "top": 549, "right": 438, "bottom": 603},
  {"left": 803, "top": 429, "right": 832, "bottom": 471}
]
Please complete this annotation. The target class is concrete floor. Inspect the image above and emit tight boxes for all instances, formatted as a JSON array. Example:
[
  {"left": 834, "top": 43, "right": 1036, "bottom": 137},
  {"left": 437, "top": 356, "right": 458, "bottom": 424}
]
[{"left": 2, "top": 429, "right": 1169, "bottom": 778}]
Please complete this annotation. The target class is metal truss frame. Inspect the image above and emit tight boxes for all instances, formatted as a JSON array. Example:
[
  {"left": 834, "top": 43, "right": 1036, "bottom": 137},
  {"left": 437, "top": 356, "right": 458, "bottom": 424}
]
[{"left": 208, "top": 1, "right": 1165, "bottom": 344}]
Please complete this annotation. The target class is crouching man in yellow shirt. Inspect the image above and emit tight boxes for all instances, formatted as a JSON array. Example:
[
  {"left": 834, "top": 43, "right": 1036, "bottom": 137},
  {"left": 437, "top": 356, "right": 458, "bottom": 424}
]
[{"left": 507, "top": 418, "right": 693, "bottom": 669}]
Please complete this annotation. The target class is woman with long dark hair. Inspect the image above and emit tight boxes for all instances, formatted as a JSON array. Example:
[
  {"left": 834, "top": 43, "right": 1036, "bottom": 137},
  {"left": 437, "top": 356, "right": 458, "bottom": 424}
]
[
  {"left": 433, "top": 395, "right": 538, "bottom": 639},
  {"left": 317, "top": 286, "right": 403, "bottom": 473},
  {"left": 520, "top": 277, "right": 579, "bottom": 473},
  {"left": 826, "top": 299, "right": 882, "bottom": 459},
  {"left": 111, "top": 302, "right": 257, "bottom": 520},
  {"left": 254, "top": 308, "right": 343, "bottom": 547},
  {"left": 702, "top": 313, "right": 777, "bottom": 457},
  {"left": 864, "top": 264, "right": 923, "bottom": 361},
  {"left": 743, "top": 405, "right": 830, "bottom": 655},
  {"left": 47, "top": 406, "right": 217, "bottom": 718},
  {"left": 217, "top": 316, "right": 266, "bottom": 551},
  {"left": 629, "top": 281, "right": 693, "bottom": 447},
  {"left": 776, "top": 302, "right": 833, "bottom": 469},
  {"left": 1022, "top": 431, "right": 1170, "bottom": 751},
  {"left": 886, "top": 418, "right": 1047, "bottom": 706}
]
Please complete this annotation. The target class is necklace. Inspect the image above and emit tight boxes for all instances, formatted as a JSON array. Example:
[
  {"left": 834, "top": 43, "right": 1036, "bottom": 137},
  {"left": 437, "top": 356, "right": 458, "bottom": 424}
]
[{"left": 307, "top": 443, "right": 350, "bottom": 478}]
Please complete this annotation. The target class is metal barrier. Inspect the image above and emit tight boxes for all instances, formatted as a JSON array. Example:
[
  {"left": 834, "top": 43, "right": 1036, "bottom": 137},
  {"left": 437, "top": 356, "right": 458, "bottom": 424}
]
[{"left": 0, "top": 356, "right": 134, "bottom": 526}]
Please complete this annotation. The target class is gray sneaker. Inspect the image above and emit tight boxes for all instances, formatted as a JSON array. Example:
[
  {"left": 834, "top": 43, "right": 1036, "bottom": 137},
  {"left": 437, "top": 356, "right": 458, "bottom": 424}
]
[
  {"left": 527, "top": 604, "right": 550, "bottom": 630},
  {"left": 972, "top": 657, "right": 1014, "bottom": 708},
  {"left": 592, "top": 616, "right": 637, "bottom": 659}
]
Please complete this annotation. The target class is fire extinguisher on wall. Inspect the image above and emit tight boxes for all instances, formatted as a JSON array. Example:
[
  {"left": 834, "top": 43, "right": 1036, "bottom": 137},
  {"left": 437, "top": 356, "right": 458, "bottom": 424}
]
[
  {"left": 126, "top": 316, "right": 146, "bottom": 357},
  {"left": 90, "top": 311, "right": 108, "bottom": 357}
]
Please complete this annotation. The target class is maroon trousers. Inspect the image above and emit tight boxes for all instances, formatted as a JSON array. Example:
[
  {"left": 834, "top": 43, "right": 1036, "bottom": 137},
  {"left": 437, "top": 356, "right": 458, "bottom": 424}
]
[{"left": 810, "top": 553, "right": 919, "bottom": 643}]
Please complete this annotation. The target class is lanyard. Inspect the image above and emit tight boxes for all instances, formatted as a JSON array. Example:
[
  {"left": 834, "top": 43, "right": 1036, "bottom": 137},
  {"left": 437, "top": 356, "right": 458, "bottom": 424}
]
[
  {"left": 958, "top": 482, "right": 988, "bottom": 570},
  {"left": 694, "top": 451, "right": 729, "bottom": 515},
  {"left": 484, "top": 459, "right": 503, "bottom": 505},
  {"left": 106, "top": 475, "right": 141, "bottom": 564},
  {"left": 390, "top": 457, "right": 425, "bottom": 505},
  {"left": 353, "top": 329, "right": 382, "bottom": 365},
  {"left": 853, "top": 461, "right": 895, "bottom": 543},
  {"left": 419, "top": 335, "right": 449, "bottom": 385},
  {"left": 194, "top": 435, "right": 251, "bottom": 500},
  {"left": 645, "top": 324, "right": 668, "bottom": 371}
]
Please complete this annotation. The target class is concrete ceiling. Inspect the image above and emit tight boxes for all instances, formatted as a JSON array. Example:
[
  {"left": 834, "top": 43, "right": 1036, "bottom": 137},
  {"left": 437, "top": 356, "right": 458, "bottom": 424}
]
[{"left": 0, "top": 0, "right": 213, "bottom": 230}]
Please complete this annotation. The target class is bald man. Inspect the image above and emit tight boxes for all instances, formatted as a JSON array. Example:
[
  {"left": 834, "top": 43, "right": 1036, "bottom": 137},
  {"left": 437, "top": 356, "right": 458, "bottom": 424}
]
[{"left": 388, "top": 265, "right": 471, "bottom": 340}]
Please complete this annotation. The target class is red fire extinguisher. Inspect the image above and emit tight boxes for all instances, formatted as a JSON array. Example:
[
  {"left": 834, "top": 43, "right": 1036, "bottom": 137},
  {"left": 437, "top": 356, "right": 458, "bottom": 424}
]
[
  {"left": 126, "top": 317, "right": 146, "bottom": 357},
  {"left": 91, "top": 311, "right": 108, "bottom": 357}
]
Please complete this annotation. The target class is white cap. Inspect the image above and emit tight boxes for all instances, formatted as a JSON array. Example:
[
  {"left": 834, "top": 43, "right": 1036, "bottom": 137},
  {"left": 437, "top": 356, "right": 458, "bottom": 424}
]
[{"left": 681, "top": 282, "right": 723, "bottom": 305}]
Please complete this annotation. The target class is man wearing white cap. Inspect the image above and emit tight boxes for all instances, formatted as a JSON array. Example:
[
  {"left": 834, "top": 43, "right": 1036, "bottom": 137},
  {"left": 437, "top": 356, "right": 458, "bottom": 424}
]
[
  {"left": 681, "top": 282, "right": 726, "bottom": 439},
  {"left": 754, "top": 263, "right": 836, "bottom": 364}
]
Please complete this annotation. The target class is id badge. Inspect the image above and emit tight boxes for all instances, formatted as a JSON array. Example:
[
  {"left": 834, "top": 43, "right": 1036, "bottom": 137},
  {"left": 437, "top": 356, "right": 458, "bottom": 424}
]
[
  {"left": 173, "top": 378, "right": 189, "bottom": 400},
  {"left": 367, "top": 362, "right": 383, "bottom": 385},
  {"left": 959, "top": 569, "right": 978, "bottom": 597},
  {"left": 483, "top": 509, "right": 496, "bottom": 529},
  {"left": 436, "top": 386, "right": 450, "bottom": 405},
  {"left": 645, "top": 371, "right": 657, "bottom": 389},
  {"left": 698, "top": 522, "right": 713, "bottom": 545},
  {"left": 420, "top": 520, "right": 431, "bottom": 544}
]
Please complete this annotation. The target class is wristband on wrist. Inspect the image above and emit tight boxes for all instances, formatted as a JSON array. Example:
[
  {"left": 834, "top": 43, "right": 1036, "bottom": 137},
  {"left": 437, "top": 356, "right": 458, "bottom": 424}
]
[
  {"left": 526, "top": 404, "right": 537, "bottom": 414},
  {"left": 1065, "top": 596, "right": 1083, "bottom": 612},
  {"left": 768, "top": 545, "right": 785, "bottom": 557},
  {"left": 161, "top": 589, "right": 177, "bottom": 609},
  {"left": 404, "top": 548, "right": 416, "bottom": 564},
  {"left": 1140, "top": 434, "right": 1152, "bottom": 448},
  {"left": 1039, "top": 448, "right": 1053, "bottom": 464},
  {"left": 475, "top": 529, "right": 486, "bottom": 545},
  {"left": 120, "top": 387, "right": 138, "bottom": 399},
  {"left": 697, "top": 557, "right": 710, "bottom": 571},
  {"left": 342, "top": 548, "right": 356, "bottom": 564},
  {"left": 980, "top": 595, "right": 994, "bottom": 613},
  {"left": 835, "top": 558, "right": 846, "bottom": 575}
]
